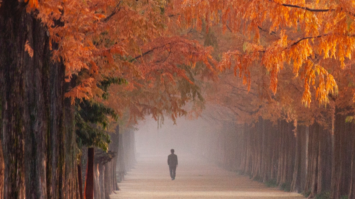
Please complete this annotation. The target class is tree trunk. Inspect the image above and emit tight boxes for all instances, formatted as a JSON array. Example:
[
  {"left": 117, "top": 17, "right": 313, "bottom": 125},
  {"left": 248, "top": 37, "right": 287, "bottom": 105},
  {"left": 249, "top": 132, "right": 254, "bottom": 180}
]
[
  {"left": 0, "top": 2, "right": 29, "bottom": 197},
  {"left": 94, "top": 163, "right": 100, "bottom": 199},
  {"left": 331, "top": 111, "right": 342, "bottom": 199},
  {"left": 111, "top": 126, "right": 119, "bottom": 190},
  {"left": 85, "top": 148, "right": 94, "bottom": 199},
  {"left": 0, "top": 1, "right": 78, "bottom": 199},
  {"left": 104, "top": 162, "right": 111, "bottom": 199},
  {"left": 310, "top": 124, "right": 319, "bottom": 197},
  {"left": 78, "top": 165, "right": 83, "bottom": 199},
  {"left": 117, "top": 133, "right": 126, "bottom": 182},
  {"left": 349, "top": 123, "right": 355, "bottom": 199},
  {"left": 291, "top": 121, "right": 300, "bottom": 192},
  {"left": 0, "top": 140, "right": 4, "bottom": 199}
]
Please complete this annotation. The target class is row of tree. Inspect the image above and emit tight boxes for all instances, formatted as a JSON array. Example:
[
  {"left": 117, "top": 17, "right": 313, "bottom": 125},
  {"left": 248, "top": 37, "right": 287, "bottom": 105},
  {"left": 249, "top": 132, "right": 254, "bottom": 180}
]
[
  {"left": 184, "top": 1, "right": 355, "bottom": 198},
  {"left": 3, "top": 0, "right": 355, "bottom": 198},
  {"left": 0, "top": 0, "right": 214, "bottom": 198},
  {"left": 81, "top": 126, "right": 136, "bottom": 199},
  {"left": 186, "top": 114, "right": 355, "bottom": 198}
]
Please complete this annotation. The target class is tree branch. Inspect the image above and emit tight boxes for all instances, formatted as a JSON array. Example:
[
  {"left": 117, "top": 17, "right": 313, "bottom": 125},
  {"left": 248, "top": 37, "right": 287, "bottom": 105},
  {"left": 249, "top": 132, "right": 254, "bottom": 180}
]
[
  {"left": 268, "top": 0, "right": 331, "bottom": 12},
  {"left": 130, "top": 40, "right": 189, "bottom": 62},
  {"left": 281, "top": 3, "right": 331, "bottom": 12},
  {"left": 290, "top": 34, "right": 329, "bottom": 47},
  {"left": 103, "top": 1, "right": 122, "bottom": 22},
  {"left": 130, "top": 46, "right": 163, "bottom": 62},
  {"left": 270, "top": 0, "right": 355, "bottom": 16}
]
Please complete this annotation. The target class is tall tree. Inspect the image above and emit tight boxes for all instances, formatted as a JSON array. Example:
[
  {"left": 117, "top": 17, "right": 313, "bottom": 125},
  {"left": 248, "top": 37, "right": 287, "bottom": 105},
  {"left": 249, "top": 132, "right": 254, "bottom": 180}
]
[{"left": 0, "top": 1, "right": 216, "bottom": 198}]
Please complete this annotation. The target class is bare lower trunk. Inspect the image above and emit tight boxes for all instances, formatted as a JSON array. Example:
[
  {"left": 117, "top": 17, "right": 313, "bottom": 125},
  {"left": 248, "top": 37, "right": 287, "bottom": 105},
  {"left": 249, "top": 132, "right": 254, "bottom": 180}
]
[
  {"left": 0, "top": 141, "right": 4, "bottom": 199},
  {"left": 0, "top": 1, "right": 79, "bottom": 199},
  {"left": 0, "top": 2, "right": 27, "bottom": 197},
  {"left": 94, "top": 163, "right": 100, "bottom": 199},
  {"left": 104, "top": 162, "right": 111, "bottom": 199},
  {"left": 85, "top": 148, "right": 94, "bottom": 199},
  {"left": 291, "top": 122, "right": 300, "bottom": 191},
  {"left": 78, "top": 165, "right": 83, "bottom": 199}
]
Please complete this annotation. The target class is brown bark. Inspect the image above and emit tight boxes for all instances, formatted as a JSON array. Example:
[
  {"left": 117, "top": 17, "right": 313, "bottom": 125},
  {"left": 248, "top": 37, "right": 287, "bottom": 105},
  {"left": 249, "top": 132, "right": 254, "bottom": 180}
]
[
  {"left": 0, "top": 2, "right": 28, "bottom": 197},
  {"left": 277, "top": 121, "right": 283, "bottom": 185},
  {"left": 0, "top": 1, "right": 79, "bottom": 199},
  {"left": 0, "top": 141, "right": 4, "bottom": 199},
  {"left": 291, "top": 122, "right": 300, "bottom": 192},
  {"left": 350, "top": 124, "right": 355, "bottom": 199},
  {"left": 317, "top": 125, "right": 322, "bottom": 195},
  {"left": 78, "top": 165, "right": 83, "bottom": 199},
  {"left": 85, "top": 148, "right": 94, "bottom": 199},
  {"left": 310, "top": 124, "right": 319, "bottom": 197},
  {"left": 332, "top": 112, "right": 343, "bottom": 198},
  {"left": 270, "top": 123, "right": 278, "bottom": 180}
]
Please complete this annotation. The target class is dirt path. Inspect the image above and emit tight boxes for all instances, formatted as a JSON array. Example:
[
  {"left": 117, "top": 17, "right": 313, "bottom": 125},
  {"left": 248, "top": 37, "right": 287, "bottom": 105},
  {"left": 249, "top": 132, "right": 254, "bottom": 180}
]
[{"left": 110, "top": 154, "right": 305, "bottom": 199}]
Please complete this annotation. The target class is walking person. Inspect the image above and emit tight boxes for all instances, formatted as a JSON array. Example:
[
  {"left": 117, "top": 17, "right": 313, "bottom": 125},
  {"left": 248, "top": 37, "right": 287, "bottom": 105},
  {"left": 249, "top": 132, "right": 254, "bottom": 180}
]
[{"left": 167, "top": 149, "right": 178, "bottom": 180}]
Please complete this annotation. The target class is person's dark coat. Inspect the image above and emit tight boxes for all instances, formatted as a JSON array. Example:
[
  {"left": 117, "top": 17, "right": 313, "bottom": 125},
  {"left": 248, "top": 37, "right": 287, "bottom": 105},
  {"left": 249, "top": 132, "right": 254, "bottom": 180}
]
[{"left": 167, "top": 154, "right": 178, "bottom": 166}]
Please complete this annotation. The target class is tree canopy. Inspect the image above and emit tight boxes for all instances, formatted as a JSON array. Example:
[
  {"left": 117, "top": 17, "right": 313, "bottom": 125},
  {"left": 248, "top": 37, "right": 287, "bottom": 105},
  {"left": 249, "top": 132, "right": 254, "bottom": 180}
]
[
  {"left": 21, "top": 0, "right": 218, "bottom": 123},
  {"left": 17, "top": 0, "right": 355, "bottom": 128},
  {"left": 177, "top": 0, "right": 355, "bottom": 105}
]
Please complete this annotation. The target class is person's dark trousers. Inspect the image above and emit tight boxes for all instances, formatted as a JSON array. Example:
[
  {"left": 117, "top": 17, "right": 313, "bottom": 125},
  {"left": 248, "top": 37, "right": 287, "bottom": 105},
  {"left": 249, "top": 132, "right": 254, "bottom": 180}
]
[{"left": 169, "top": 166, "right": 176, "bottom": 180}]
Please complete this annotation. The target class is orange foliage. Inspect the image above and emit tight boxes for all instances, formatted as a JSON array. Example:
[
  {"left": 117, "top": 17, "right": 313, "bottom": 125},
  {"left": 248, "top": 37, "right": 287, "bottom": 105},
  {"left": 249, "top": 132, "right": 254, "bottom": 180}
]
[
  {"left": 196, "top": 19, "right": 341, "bottom": 128},
  {"left": 99, "top": 36, "right": 216, "bottom": 123},
  {"left": 177, "top": 0, "right": 355, "bottom": 106},
  {"left": 22, "top": 0, "right": 216, "bottom": 121},
  {"left": 25, "top": 0, "right": 355, "bottom": 124}
]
